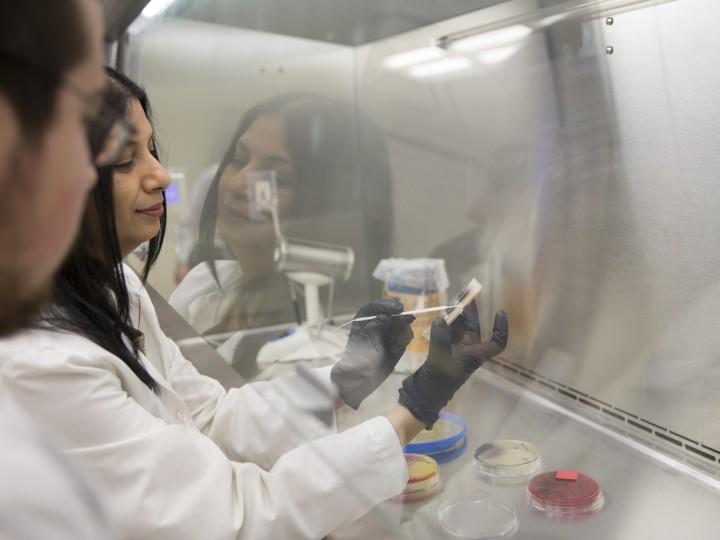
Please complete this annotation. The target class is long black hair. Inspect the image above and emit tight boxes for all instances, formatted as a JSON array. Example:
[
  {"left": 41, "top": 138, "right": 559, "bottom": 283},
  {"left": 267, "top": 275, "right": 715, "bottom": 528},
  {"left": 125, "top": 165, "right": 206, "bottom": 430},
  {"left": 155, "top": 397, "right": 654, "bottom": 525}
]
[{"left": 43, "top": 67, "right": 166, "bottom": 392}]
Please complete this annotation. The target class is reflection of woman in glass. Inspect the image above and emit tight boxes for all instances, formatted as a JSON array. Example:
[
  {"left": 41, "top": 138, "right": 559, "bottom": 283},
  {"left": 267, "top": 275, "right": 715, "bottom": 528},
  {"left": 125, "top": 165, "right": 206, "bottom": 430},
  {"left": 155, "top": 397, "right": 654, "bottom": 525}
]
[{"left": 170, "top": 94, "right": 393, "bottom": 341}]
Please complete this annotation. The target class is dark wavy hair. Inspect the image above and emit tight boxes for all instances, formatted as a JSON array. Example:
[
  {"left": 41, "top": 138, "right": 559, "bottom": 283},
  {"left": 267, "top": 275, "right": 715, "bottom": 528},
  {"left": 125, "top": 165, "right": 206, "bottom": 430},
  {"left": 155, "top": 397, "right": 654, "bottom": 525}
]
[
  {"left": 0, "top": 1, "right": 87, "bottom": 140},
  {"left": 43, "top": 67, "right": 166, "bottom": 392}
]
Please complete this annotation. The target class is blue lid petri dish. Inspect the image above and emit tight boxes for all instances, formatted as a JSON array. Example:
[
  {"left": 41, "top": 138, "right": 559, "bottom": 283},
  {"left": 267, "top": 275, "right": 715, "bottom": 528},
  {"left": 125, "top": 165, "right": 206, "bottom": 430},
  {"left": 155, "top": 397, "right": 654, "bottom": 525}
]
[
  {"left": 426, "top": 436, "right": 468, "bottom": 464},
  {"left": 405, "top": 412, "right": 467, "bottom": 455}
]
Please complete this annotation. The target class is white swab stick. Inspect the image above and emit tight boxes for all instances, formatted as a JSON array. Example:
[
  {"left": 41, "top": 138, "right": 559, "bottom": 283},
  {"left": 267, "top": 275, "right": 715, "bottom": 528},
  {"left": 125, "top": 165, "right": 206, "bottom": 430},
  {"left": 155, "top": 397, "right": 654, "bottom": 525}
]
[{"left": 340, "top": 305, "right": 459, "bottom": 328}]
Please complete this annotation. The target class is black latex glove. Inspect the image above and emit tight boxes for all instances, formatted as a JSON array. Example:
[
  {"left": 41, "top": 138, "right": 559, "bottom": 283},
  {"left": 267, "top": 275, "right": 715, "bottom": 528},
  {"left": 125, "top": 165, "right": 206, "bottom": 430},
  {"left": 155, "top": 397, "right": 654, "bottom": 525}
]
[
  {"left": 331, "top": 298, "right": 415, "bottom": 409},
  {"left": 398, "top": 309, "right": 509, "bottom": 428}
]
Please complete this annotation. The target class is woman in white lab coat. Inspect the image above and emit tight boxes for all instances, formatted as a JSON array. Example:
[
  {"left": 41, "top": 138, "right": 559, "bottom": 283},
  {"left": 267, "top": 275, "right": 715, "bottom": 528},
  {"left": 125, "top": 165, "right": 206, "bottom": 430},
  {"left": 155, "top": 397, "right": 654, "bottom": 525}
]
[{"left": 0, "top": 68, "right": 508, "bottom": 539}]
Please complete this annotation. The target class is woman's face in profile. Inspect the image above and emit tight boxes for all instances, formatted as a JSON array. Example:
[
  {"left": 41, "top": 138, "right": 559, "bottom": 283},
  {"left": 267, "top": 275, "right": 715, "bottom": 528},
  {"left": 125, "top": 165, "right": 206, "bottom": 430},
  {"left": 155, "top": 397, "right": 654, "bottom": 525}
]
[
  {"left": 112, "top": 98, "right": 170, "bottom": 256},
  {"left": 216, "top": 114, "right": 295, "bottom": 262}
]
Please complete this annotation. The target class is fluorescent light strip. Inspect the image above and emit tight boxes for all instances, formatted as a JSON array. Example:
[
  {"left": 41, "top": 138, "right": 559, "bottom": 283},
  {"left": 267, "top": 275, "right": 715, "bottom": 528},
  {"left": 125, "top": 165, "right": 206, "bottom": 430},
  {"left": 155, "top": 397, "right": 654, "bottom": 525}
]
[
  {"left": 409, "top": 57, "right": 471, "bottom": 79},
  {"left": 447, "top": 24, "right": 532, "bottom": 52},
  {"left": 383, "top": 47, "right": 445, "bottom": 70},
  {"left": 436, "top": 0, "right": 682, "bottom": 51},
  {"left": 142, "top": 0, "right": 177, "bottom": 18},
  {"left": 477, "top": 44, "right": 522, "bottom": 64},
  {"left": 537, "top": 14, "right": 568, "bottom": 27}
]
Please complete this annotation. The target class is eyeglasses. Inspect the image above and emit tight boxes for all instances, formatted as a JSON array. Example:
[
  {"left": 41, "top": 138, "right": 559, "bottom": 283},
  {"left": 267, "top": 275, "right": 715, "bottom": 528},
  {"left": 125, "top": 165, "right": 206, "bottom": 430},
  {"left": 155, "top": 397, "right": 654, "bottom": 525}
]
[
  {"left": 0, "top": 51, "right": 135, "bottom": 167},
  {"left": 62, "top": 78, "right": 137, "bottom": 168}
]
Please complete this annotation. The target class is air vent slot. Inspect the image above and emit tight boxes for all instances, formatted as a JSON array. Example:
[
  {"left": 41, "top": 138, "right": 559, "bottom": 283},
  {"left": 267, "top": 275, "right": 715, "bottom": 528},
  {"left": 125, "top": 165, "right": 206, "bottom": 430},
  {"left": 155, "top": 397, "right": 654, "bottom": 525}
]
[{"left": 487, "top": 357, "right": 720, "bottom": 473}]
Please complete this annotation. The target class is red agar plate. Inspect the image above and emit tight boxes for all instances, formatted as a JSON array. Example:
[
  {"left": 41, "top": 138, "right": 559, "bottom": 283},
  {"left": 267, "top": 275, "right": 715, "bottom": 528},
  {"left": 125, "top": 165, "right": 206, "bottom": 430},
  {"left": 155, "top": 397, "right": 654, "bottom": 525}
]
[{"left": 527, "top": 470, "right": 604, "bottom": 517}]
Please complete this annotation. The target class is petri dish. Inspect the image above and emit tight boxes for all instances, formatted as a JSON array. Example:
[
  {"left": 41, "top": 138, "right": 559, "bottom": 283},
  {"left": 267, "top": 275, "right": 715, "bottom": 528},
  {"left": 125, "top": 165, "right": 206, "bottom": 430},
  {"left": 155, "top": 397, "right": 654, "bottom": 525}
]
[
  {"left": 405, "top": 412, "right": 467, "bottom": 455},
  {"left": 403, "top": 472, "right": 440, "bottom": 495},
  {"left": 474, "top": 440, "right": 541, "bottom": 479},
  {"left": 402, "top": 481, "right": 441, "bottom": 502},
  {"left": 437, "top": 497, "right": 518, "bottom": 539},
  {"left": 396, "top": 454, "right": 441, "bottom": 503},
  {"left": 406, "top": 453, "right": 438, "bottom": 483},
  {"left": 428, "top": 436, "right": 467, "bottom": 464},
  {"left": 527, "top": 470, "right": 604, "bottom": 518}
]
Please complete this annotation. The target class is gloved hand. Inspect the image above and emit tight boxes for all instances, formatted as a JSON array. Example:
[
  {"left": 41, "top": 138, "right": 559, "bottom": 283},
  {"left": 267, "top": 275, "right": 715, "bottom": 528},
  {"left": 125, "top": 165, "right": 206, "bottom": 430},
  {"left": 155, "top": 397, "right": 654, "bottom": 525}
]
[
  {"left": 398, "top": 309, "right": 509, "bottom": 428},
  {"left": 331, "top": 298, "right": 414, "bottom": 409}
]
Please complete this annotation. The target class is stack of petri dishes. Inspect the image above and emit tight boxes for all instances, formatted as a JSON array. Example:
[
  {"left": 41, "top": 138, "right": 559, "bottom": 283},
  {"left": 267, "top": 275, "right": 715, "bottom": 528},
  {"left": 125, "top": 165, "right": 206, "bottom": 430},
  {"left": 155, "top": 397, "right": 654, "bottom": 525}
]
[
  {"left": 405, "top": 412, "right": 467, "bottom": 464},
  {"left": 527, "top": 470, "right": 604, "bottom": 518},
  {"left": 474, "top": 439, "right": 541, "bottom": 481},
  {"left": 437, "top": 497, "right": 518, "bottom": 539},
  {"left": 397, "top": 453, "right": 441, "bottom": 502}
]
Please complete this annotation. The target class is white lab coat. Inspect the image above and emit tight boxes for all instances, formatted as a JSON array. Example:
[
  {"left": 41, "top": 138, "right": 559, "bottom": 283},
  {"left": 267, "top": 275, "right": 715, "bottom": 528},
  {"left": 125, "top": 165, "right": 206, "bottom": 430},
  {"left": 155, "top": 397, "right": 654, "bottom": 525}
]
[
  {"left": 169, "top": 259, "right": 244, "bottom": 333},
  {"left": 0, "top": 264, "right": 407, "bottom": 540},
  {"left": 0, "top": 377, "right": 117, "bottom": 539}
]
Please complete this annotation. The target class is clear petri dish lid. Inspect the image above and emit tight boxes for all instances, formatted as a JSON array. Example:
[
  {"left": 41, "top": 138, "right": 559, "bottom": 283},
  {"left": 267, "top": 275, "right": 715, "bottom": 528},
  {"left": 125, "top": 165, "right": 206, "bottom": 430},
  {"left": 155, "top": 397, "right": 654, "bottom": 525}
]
[
  {"left": 437, "top": 497, "right": 518, "bottom": 539},
  {"left": 474, "top": 440, "right": 541, "bottom": 478}
]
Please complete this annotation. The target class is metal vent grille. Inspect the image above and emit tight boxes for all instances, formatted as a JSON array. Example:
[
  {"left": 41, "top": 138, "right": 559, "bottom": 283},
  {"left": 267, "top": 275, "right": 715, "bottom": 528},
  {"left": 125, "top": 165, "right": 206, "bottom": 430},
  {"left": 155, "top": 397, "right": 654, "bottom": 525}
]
[{"left": 486, "top": 357, "right": 720, "bottom": 474}]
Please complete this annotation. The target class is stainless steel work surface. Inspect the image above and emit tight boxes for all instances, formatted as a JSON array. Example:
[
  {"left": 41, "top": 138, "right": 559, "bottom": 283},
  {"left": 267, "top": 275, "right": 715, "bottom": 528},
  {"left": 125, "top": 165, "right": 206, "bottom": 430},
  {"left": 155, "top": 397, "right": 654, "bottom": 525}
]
[{"left": 349, "top": 367, "right": 720, "bottom": 539}]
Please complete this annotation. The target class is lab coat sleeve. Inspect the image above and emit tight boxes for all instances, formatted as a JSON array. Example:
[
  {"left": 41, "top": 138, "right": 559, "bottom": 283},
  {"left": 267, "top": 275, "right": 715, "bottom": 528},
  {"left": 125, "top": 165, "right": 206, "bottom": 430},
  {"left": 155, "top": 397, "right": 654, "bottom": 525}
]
[
  {"left": 132, "top": 268, "right": 342, "bottom": 469},
  {"left": 162, "top": 330, "right": 341, "bottom": 469},
  {"left": 2, "top": 350, "right": 408, "bottom": 540}
]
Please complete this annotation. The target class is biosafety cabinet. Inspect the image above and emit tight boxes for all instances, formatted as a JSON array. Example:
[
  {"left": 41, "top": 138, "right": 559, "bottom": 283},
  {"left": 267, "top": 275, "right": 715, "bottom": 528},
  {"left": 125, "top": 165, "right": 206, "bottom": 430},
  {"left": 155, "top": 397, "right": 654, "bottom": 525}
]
[{"left": 103, "top": 0, "right": 720, "bottom": 537}]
